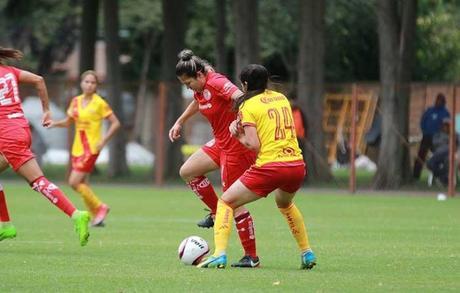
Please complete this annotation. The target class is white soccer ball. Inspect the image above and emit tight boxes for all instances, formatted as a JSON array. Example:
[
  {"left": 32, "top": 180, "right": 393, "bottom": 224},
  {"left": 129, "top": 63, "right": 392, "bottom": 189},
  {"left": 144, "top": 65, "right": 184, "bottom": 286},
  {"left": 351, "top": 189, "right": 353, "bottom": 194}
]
[{"left": 178, "top": 236, "right": 209, "bottom": 265}]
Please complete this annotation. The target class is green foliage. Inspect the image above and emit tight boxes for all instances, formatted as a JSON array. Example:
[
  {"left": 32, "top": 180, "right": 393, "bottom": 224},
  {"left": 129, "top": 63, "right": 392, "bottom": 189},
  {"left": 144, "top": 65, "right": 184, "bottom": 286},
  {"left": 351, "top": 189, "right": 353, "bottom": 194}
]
[
  {"left": 415, "top": 0, "right": 460, "bottom": 81},
  {"left": 0, "top": 0, "right": 79, "bottom": 72},
  {"left": 119, "top": 0, "right": 163, "bottom": 80},
  {"left": 184, "top": 0, "right": 217, "bottom": 63},
  {"left": 1, "top": 182, "right": 460, "bottom": 291},
  {"left": 325, "top": 0, "right": 379, "bottom": 82}
]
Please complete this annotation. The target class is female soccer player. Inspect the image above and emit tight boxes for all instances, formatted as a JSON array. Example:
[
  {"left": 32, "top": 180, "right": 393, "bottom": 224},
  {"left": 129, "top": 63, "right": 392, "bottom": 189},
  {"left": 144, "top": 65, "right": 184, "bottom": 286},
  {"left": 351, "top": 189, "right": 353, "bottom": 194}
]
[
  {"left": 198, "top": 64, "right": 317, "bottom": 269},
  {"left": 0, "top": 47, "right": 90, "bottom": 246},
  {"left": 169, "top": 49, "right": 259, "bottom": 268},
  {"left": 49, "top": 70, "right": 120, "bottom": 227}
]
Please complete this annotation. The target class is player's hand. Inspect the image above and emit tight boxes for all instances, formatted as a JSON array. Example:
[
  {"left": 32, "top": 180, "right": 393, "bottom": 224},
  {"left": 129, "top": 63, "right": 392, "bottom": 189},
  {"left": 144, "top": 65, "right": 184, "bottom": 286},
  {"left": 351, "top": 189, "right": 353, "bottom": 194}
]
[
  {"left": 229, "top": 120, "right": 243, "bottom": 137},
  {"left": 42, "top": 111, "right": 52, "bottom": 128},
  {"left": 169, "top": 122, "right": 182, "bottom": 142}
]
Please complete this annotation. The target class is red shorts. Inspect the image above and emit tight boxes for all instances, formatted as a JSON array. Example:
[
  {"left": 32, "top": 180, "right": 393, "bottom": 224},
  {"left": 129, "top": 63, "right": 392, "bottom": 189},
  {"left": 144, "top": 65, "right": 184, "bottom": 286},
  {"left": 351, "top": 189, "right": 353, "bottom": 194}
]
[
  {"left": 202, "top": 140, "right": 256, "bottom": 191},
  {"left": 71, "top": 153, "right": 99, "bottom": 173},
  {"left": 0, "top": 126, "right": 35, "bottom": 171},
  {"left": 240, "top": 161, "right": 305, "bottom": 197}
]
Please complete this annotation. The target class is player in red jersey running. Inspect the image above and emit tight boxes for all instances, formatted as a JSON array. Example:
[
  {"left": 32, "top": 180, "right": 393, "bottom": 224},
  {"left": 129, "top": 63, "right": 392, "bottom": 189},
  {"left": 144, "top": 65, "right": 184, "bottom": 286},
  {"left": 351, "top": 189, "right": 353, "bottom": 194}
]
[
  {"left": 0, "top": 47, "right": 90, "bottom": 246},
  {"left": 169, "top": 49, "right": 259, "bottom": 268}
]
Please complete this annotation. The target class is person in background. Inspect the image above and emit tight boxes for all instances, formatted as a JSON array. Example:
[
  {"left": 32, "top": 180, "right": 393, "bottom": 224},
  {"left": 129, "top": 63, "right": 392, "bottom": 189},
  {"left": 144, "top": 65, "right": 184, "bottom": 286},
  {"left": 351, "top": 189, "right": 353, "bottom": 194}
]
[
  {"left": 289, "top": 95, "right": 308, "bottom": 168},
  {"left": 413, "top": 93, "right": 450, "bottom": 180},
  {"left": 169, "top": 49, "right": 259, "bottom": 268},
  {"left": 0, "top": 47, "right": 90, "bottom": 246},
  {"left": 197, "top": 64, "right": 316, "bottom": 270},
  {"left": 48, "top": 70, "right": 120, "bottom": 227},
  {"left": 426, "top": 118, "right": 458, "bottom": 186}
]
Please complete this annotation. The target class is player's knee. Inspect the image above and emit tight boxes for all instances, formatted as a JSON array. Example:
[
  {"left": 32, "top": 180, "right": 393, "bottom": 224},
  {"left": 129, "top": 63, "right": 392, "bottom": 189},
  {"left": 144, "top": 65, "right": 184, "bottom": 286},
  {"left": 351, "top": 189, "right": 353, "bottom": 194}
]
[
  {"left": 179, "top": 164, "right": 193, "bottom": 182},
  {"left": 68, "top": 179, "right": 79, "bottom": 190},
  {"left": 275, "top": 198, "right": 292, "bottom": 209}
]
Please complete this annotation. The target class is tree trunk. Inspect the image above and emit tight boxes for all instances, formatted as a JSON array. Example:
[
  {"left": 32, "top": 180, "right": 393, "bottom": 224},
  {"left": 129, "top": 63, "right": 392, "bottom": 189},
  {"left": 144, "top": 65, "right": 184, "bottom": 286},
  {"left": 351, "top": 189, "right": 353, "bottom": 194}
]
[
  {"left": 161, "top": 0, "right": 187, "bottom": 179},
  {"left": 133, "top": 30, "right": 156, "bottom": 142},
  {"left": 297, "top": 0, "right": 332, "bottom": 182},
  {"left": 103, "top": 0, "right": 129, "bottom": 177},
  {"left": 233, "top": 0, "right": 259, "bottom": 81},
  {"left": 79, "top": 0, "right": 99, "bottom": 74},
  {"left": 215, "top": 0, "right": 227, "bottom": 74},
  {"left": 373, "top": 0, "right": 417, "bottom": 189}
]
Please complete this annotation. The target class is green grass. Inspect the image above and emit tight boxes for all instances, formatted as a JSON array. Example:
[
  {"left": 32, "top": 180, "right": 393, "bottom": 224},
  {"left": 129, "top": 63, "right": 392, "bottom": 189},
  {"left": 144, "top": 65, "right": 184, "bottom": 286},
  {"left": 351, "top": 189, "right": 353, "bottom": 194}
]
[{"left": 0, "top": 181, "right": 459, "bottom": 292}]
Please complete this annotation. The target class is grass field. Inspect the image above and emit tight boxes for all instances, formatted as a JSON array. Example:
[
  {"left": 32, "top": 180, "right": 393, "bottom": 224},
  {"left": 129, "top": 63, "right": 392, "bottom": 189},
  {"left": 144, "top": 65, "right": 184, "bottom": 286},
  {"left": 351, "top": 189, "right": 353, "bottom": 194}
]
[{"left": 0, "top": 181, "right": 459, "bottom": 292}]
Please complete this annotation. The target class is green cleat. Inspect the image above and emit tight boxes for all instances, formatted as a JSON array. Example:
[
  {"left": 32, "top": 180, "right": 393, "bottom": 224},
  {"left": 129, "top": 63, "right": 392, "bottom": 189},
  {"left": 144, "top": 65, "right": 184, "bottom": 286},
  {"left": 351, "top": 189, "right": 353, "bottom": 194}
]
[
  {"left": 0, "top": 225, "right": 17, "bottom": 241},
  {"left": 74, "top": 211, "right": 90, "bottom": 246}
]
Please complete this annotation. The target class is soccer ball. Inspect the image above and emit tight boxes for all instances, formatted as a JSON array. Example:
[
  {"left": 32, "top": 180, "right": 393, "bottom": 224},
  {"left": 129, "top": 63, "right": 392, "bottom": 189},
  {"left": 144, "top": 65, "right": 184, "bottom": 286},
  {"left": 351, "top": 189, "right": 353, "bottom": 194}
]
[{"left": 178, "top": 236, "right": 209, "bottom": 265}]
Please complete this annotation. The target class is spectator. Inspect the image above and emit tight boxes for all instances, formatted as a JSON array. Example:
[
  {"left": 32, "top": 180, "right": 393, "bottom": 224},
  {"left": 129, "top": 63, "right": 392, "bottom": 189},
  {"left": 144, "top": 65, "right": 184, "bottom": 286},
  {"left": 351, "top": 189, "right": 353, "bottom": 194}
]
[
  {"left": 426, "top": 119, "right": 458, "bottom": 186},
  {"left": 289, "top": 96, "right": 308, "bottom": 165},
  {"left": 413, "top": 93, "right": 450, "bottom": 179}
]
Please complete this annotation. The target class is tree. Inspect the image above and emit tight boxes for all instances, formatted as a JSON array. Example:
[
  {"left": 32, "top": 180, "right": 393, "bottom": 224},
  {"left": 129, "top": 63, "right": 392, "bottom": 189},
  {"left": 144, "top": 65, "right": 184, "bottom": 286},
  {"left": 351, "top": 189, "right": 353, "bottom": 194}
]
[
  {"left": 373, "top": 0, "right": 417, "bottom": 189},
  {"left": 215, "top": 0, "right": 228, "bottom": 74},
  {"left": 297, "top": 0, "right": 332, "bottom": 182},
  {"left": 120, "top": 0, "right": 163, "bottom": 141},
  {"left": 233, "top": 0, "right": 259, "bottom": 81},
  {"left": 79, "top": 0, "right": 99, "bottom": 74},
  {"left": 0, "top": 0, "right": 79, "bottom": 74},
  {"left": 103, "top": 0, "right": 129, "bottom": 177},
  {"left": 161, "top": 0, "right": 187, "bottom": 179}
]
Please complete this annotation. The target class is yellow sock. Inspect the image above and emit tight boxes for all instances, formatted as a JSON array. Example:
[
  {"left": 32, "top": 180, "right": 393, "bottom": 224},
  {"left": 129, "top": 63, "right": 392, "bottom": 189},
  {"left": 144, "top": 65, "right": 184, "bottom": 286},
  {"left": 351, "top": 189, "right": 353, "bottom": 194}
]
[
  {"left": 279, "top": 203, "right": 310, "bottom": 252},
  {"left": 76, "top": 184, "right": 102, "bottom": 216},
  {"left": 213, "top": 200, "right": 234, "bottom": 256}
]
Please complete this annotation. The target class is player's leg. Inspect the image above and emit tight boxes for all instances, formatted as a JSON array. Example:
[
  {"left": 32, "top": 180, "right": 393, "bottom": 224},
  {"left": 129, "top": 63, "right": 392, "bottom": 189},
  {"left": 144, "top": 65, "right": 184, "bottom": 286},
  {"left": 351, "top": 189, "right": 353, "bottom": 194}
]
[
  {"left": 197, "top": 180, "right": 260, "bottom": 268},
  {"left": 0, "top": 155, "right": 16, "bottom": 241},
  {"left": 180, "top": 144, "right": 220, "bottom": 227},
  {"left": 69, "top": 170, "right": 108, "bottom": 226},
  {"left": 275, "top": 189, "right": 316, "bottom": 270},
  {"left": 222, "top": 152, "right": 259, "bottom": 267},
  {"left": 16, "top": 158, "right": 90, "bottom": 246}
]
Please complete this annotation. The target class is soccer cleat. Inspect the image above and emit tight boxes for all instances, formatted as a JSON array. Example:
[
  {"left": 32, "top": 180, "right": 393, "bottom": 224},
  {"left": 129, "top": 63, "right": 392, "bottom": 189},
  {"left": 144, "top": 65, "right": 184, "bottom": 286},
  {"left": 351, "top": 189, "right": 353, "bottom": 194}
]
[
  {"left": 74, "top": 211, "right": 90, "bottom": 246},
  {"left": 231, "top": 255, "right": 260, "bottom": 268},
  {"left": 197, "top": 213, "right": 214, "bottom": 228},
  {"left": 0, "top": 225, "right": 17, "bottom": 241},
  {"left": 197, "top": 254, "right": 227, "bottom": 268},
  {"left": 91, "top": 204, "right": 110, "bottom": 227},
  {"left": 301, "top": 250, "right": 317, "bottom": 270}
]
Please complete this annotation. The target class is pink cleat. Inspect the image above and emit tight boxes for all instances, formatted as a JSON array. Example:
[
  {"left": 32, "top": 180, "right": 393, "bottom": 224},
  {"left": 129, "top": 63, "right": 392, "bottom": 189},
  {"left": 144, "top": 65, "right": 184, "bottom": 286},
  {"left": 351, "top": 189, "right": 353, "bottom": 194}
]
[{"left": 91, "top": 204, "right": 110, "bottom": 227}]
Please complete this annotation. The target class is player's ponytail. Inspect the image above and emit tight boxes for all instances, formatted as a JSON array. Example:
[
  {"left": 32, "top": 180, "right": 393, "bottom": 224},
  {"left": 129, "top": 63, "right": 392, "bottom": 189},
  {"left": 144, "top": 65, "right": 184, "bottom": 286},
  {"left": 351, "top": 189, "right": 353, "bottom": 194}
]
[
  {"left": 233, "top": 64, "right": 269, "bottom": 111},
  {"left": 0, "top": 47, "right": 23, "bottom": 64},
  {"left": 176, "top": 49, "right": 213, "bottom": 78}
]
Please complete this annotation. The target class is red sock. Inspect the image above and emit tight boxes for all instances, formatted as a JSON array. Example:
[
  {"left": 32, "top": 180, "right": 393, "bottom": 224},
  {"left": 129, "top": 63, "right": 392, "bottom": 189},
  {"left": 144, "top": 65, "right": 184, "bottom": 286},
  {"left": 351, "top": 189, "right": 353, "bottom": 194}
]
[
  {"left": 0, "top": 184, "right": 11, "bottom": 222},
  {"left": 235, "top": 211, "right": 257, "bottom": 258},
  {"left": 30, "top": 176, "right": 77, "bottom": 217},
  {"left": 187, "top": 176, "right": 218, "bottom": 213}
]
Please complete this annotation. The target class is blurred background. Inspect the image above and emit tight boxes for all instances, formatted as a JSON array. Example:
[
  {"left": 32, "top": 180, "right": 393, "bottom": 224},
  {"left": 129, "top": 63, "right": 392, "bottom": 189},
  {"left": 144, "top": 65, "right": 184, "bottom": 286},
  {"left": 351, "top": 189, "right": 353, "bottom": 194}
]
[{"left": 1, "top": 0, "right": 459, "bottom": 191}]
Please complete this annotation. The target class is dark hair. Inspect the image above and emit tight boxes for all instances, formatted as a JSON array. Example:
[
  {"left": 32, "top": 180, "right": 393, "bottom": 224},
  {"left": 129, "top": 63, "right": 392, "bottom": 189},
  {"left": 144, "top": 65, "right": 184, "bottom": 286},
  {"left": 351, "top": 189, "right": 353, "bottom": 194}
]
[
  {"left": 175, "top": 49, "right": 211, "bottom": 78},
  {"left": 436, "top": 93, "right": 446, "bottom": 105},
  {"left": 233, "top": 64, "right": 269, "bottom": 111},
  {"left": 0, "top": 47, "right": 23, "bottom": 64}
]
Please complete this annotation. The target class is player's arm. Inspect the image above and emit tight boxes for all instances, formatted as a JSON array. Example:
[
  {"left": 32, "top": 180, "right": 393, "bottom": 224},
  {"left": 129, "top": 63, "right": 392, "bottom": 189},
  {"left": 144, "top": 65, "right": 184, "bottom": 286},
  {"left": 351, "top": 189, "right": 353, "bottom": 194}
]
[
  {"left": 229, "top": 120, "right": 260, "bottom": 152},
  {"left": 97, "top": 113, "right": 121, "bottom": 152},
  {"left": 18, "top": 70, "right": 51, "bottom": 127},
  {"left": 230, "top": 89, "right": 244, "bottom": 101},
  {"left": 47, "top": 116, "right": 73, "bottom": 128},
  {"left": 169, "top": 99, "right": 199, "bottom": 142},
  {"left": 239, "top": 125, "right": 260, "bottom": 152}
]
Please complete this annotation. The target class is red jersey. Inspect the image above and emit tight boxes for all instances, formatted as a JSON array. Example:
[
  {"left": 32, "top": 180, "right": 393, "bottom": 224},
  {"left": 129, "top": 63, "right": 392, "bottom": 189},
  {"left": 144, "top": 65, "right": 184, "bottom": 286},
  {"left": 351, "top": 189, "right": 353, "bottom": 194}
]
[
  {"left": 0, "top": 66, "right": 28, "bottom": 128},
  {"left": 194, "top": 72, "right": 247, "bottom": 153}
]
